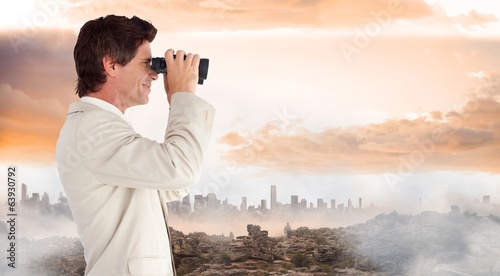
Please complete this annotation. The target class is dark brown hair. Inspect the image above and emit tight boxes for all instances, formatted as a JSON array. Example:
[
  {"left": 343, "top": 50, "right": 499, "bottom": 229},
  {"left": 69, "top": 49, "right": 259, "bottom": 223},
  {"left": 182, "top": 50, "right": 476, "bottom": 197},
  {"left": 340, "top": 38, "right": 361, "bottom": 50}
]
[{"left": 73, "top": 15, "right": 157, "bottom": 98}]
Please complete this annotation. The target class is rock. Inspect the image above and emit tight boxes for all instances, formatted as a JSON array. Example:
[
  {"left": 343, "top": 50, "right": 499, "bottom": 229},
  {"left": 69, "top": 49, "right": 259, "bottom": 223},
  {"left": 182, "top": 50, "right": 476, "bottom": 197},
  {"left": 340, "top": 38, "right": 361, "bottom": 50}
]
[
  {"left": 227, "top": 224, "right": 274, "bottom": 263},
  {"left": 309, "top": 265, "right": 323, "bottom": 272},
  {"left": 2, "top": 223, "right": 370, "bottom": 275},
  {"left": 313, "top": 245, "right": 337, "bottom": 262}
]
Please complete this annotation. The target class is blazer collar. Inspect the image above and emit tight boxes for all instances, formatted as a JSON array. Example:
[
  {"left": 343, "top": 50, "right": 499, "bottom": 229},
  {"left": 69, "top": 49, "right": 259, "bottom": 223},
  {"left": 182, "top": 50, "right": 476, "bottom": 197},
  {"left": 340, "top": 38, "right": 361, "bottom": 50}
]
[{"left": 75, "top": 96, "right": 131, "bottom": 124}]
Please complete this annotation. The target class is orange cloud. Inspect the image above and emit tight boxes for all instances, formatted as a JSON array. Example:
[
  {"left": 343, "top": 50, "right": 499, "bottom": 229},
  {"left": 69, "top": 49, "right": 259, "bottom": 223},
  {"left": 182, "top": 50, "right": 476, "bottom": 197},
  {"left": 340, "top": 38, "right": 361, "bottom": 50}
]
[
  {"left": 452, "top": 10, "right": 498, "bottom": 29},
  {"left": 0, "top": 30, "right": 78, "bottom": 163},
  {"left": 0, "top": 83, "right": 66, "bottom": 162},
  {"left": 61, "top": 0, "right": 436, "bottom": 31},
  {"left": 219, "top": 75, "right": 500, "bottom": 174},
  {"left": 0, "top": 29, "right": 78, "bottom": 107},
  {"left": 0, "top": 83, "right": 66, "bottom": 163}
]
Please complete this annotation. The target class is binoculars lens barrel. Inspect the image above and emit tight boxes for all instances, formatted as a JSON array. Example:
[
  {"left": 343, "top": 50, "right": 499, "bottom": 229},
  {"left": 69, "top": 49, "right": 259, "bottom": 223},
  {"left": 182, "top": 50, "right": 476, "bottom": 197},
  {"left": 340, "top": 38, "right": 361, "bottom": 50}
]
[{"left": 151, "top": 56, "right": 209, "bottom": 85}]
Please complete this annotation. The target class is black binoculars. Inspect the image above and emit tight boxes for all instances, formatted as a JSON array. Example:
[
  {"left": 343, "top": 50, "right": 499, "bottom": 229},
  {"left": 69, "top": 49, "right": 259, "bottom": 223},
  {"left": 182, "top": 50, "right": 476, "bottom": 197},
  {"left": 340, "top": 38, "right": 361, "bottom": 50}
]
[{"left": 151, "top": 56, "right": 209, "bottom": 85}]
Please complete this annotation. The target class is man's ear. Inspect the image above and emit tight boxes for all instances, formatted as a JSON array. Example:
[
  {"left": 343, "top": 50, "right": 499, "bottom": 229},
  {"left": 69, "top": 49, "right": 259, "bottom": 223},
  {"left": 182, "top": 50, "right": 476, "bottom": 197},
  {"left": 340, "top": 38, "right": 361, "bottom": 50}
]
[{"left": 102, "top": 55, "right": 117, "bottom": 77}]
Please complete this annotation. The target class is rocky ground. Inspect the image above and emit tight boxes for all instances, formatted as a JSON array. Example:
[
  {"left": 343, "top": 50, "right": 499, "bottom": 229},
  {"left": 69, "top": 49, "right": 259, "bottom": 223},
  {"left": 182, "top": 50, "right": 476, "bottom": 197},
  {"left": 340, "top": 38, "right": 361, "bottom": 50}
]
[
  {"left": 2, "top": 210, "right": 500, "bottom": 275},
  {"left": 170, "top": 224, "right": 372, "bottom": 275}
]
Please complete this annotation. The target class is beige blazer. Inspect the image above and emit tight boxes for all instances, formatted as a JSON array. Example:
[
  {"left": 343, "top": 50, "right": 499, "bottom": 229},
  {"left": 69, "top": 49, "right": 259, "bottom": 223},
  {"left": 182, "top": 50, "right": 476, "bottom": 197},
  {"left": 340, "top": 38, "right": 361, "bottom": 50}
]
[{"left": 56, "top": 92, "right": 215, "bottom": 276}]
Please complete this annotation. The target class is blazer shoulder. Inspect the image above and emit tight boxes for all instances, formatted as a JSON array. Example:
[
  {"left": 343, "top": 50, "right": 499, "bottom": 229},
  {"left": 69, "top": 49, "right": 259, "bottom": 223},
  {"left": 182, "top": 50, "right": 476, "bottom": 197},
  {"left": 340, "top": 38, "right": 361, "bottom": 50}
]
[
  {"left": 67, "top": 102, "right": 124, "bottom": 121},
  {"left": 65, "top": 102, "right": 129, "bottom": 134}
]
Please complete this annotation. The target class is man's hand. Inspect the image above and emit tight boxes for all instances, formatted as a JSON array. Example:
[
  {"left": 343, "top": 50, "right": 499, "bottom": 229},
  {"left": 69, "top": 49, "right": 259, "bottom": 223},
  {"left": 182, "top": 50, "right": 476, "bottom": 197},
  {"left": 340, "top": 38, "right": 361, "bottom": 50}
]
[{"left": 163, "top": 49, "right": 200, "bottom": 105}]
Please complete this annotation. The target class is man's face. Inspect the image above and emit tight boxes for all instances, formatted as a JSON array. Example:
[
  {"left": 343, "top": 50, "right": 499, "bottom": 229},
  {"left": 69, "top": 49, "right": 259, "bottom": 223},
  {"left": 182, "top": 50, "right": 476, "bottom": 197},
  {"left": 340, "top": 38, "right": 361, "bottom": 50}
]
[{"left": 116, "top": 41, "right": 158, "bottom": 108}]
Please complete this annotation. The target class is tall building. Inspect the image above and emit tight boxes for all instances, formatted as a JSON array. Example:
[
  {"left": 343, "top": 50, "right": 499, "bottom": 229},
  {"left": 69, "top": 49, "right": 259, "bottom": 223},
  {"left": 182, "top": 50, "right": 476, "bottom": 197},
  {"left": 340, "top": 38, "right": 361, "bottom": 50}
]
[
  {"left": 42, "top": 192, "right": 50, "bottom": 212},
  {"left": 182, "top": 195, "right": 190, "bottom": 206},
  {"left": 358, "top": 198, "right": 362, "bottom": 209},
  {"left": 181, "top": 195, "right": 191, "bottom": 212},
  {"left": 331, "top": 199, "right": 336, "bottom": 209},
  {"left": 291, "top": 195, "right": 299, "bottom": 210},
  {"left": 270, "top": 185, "right": 277, "bottom": 210},
  {"left": 240, "top": 197, "right": 247, "bottom": 212},
  {"left": 261, "top": 199, "right": 267, "bottom": 210},
  {"left": 317, "top": 198, "right": 326, "bottom": 209},
  {"left": 22, "top": 183, "right": 27, "bottom": 202},
  {"left": 207, "top": 193, "right": 217, "bottom": 209},
  {"left": 32, "top": 193, "right": 40, "bottom": 201},
  {"left": 347, "top": 198, "right": 352, "bottom": 209},
  {"left": 300, "top": 199, "right": 307, "bottom": 209},
  {"left": 194, "top": 194, "right": 207, "bottom": 210}
]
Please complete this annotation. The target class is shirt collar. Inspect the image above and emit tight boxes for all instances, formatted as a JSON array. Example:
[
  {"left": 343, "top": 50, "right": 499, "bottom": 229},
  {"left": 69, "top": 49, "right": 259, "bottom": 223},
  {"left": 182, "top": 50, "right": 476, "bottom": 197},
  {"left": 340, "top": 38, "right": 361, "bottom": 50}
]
[{"left": 80, "top": 96, "right": 131, "bottom": 125}]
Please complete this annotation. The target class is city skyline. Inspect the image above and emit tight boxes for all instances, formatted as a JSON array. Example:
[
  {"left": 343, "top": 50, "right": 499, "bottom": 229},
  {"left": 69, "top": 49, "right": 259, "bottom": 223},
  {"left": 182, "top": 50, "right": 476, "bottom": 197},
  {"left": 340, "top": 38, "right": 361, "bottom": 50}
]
[
  {"left": 177, "top": 183, "right": 498, "bottom": 213},
  {"left": 2, "top": 181, "right": 499, "bottom": 239},
  {"left": 4, "top": 180, "right": 499, "bottom": 214}
]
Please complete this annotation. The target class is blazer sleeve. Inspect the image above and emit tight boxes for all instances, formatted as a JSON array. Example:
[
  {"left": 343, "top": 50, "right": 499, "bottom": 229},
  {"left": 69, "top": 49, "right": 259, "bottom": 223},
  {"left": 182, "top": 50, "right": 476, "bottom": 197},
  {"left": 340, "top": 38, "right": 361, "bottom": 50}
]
[{"left": 77, "top": 92, "right": 215, "bottom": 191}]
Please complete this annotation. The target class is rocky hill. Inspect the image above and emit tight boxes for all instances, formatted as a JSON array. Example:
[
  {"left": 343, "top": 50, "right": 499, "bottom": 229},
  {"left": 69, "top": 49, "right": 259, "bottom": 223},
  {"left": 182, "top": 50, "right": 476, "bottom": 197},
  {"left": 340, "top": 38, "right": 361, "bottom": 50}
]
[
  {"left": 1, "top": 209, "right": 500, "bottom": 275},
  {"left": 170, "top": 224, "right": 370, "bottom": 275}
]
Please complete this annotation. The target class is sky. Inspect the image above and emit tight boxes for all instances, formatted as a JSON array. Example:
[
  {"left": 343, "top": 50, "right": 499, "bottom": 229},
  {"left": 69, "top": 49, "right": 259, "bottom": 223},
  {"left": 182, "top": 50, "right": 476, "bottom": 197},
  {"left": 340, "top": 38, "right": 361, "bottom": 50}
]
[{"left": 1, "top": 0, "right": 500, "bottom": 214}]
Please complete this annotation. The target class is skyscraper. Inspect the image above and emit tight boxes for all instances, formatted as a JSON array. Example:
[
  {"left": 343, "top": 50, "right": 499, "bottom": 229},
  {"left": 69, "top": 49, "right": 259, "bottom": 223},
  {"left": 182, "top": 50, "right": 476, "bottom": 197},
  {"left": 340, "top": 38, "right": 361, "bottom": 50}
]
[
  {"left": 43, "top": 192, "right": 50, "bottom": 210},
  {"left": 317, "top": 198, "right": 326, "bottom": 209},
  {"left": 270, "top": 185, "right": 277, "bottom": 210},
  {"left": 22, "top": 183, "right": 27, "bottom": 202},
  {"left": 181, "top": 195, "right": 191, "bottom": 212},
  {"left": 194, "top": 194, "right": 207, "bottom": 210},
  {"left": 261, "top": 199, "right": 267, "bottom": 210},
  {"left": 300, "top": 199, "right": 307, "bottom": 209},
  {"left": 291, "top": 195, "right": 299, "bottom": 210},
  {"left": 32, "top": 193, "right": 40, "bottom": 201},
  {"left": 207, "top": 193, "right": 217, "bottom": 209},
  {"left": 241, "top": 197, "right": 247, "bottom": 212}
]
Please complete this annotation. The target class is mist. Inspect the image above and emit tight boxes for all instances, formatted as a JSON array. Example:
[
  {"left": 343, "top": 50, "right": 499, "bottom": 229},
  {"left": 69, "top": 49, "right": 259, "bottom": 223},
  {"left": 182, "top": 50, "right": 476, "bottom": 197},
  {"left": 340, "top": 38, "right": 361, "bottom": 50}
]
[
  {"left": 15, "top": 211, "right": 78, "bottom": 240},
  {"left": 348, "top": 210, "right": 500, "bottom": 275}
]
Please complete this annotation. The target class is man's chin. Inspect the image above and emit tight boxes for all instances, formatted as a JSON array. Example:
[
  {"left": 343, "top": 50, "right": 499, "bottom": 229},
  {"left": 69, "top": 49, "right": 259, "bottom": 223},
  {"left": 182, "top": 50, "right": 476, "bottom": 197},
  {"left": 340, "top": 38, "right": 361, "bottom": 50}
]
[
  {"left": 129, "top": 97, "right": 149, "bottom": 108},
  {"left": 139, "top": 97, "right": 149, "bottom": 105},
  {"left": 141, "top": 92, "right": 150, "bottom": 104}
]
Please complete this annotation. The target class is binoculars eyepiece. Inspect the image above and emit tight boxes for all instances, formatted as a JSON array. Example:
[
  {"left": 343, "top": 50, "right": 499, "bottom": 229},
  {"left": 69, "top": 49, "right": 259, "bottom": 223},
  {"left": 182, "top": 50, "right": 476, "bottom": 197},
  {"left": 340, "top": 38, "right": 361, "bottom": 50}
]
[{"left": 151, "top": 55, "right": 209, "bottom": 85}]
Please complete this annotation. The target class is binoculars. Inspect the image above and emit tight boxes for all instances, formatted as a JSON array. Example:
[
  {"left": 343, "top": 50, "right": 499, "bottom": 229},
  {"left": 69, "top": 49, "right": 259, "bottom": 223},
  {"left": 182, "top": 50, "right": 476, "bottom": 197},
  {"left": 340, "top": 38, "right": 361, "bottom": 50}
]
[{"left": 151, "top": 55, "right": 209, "bottom": 85}]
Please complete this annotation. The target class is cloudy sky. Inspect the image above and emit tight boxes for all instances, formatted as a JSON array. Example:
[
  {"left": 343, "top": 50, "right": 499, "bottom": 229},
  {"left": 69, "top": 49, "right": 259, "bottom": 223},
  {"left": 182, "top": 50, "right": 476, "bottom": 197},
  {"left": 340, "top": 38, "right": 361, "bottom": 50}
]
[{"left": 1, "top": 0, "right": 500, "bottom": 212}]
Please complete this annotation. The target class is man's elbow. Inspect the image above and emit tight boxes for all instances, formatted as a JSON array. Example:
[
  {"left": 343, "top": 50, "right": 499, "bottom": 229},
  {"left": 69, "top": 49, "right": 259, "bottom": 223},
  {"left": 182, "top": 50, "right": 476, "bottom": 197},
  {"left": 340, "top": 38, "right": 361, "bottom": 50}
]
[
  {"left": 168, "top": 162, "right": 202, "bottom": 189},
  {"left": 164, "top": 143, "right": 205, "bottom": 189}
]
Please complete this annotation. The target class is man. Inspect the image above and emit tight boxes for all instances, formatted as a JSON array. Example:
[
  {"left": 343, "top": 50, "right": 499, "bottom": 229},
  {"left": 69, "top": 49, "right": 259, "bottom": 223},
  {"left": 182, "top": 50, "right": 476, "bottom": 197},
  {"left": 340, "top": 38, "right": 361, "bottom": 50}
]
[{"left": 56, "top": 15, "right": 215, "bottom": 275}]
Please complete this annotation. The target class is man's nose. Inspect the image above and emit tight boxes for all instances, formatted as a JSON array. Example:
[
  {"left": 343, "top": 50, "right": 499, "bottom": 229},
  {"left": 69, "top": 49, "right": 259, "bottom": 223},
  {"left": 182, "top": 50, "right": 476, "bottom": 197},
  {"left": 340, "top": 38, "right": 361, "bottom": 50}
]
[{"left": 150, "top": 70, "right": 158, "bottom": 80}]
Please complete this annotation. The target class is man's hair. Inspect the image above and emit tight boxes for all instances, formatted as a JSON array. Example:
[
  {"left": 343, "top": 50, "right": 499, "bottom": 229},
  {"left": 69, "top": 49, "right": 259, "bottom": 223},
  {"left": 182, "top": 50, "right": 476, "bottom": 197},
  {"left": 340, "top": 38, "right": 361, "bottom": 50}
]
[{"left": 73, "top": 15, "right": 157, "bottom": 98}]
